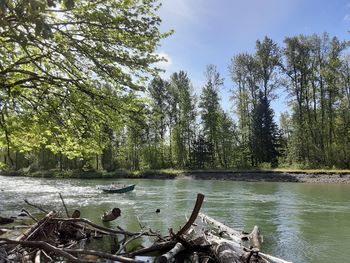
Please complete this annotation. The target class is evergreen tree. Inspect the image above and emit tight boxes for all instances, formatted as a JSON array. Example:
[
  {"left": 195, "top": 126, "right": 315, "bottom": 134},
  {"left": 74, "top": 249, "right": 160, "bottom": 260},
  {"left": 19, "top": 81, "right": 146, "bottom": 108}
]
[
  {"left": 190, "top": 134, "right": 213, "bottom": 169},
  {"left": 251, "top": 91, "right": 279, "bottom": 166},
  {"left": 229, "top": 37, "right": 281, "bottom": 167},
  {"left": 199, "top": 65, "right": 224, "bottom": 167}
]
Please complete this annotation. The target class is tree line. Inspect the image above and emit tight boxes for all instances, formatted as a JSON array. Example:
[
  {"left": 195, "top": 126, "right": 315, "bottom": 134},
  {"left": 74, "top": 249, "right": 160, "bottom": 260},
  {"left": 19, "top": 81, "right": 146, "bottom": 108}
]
[
  {"left": 98, "top": 34, "right": 349, "bottom": 170},
  {"left": 0, "top": 1, "right": 349, "bottom": 171}
]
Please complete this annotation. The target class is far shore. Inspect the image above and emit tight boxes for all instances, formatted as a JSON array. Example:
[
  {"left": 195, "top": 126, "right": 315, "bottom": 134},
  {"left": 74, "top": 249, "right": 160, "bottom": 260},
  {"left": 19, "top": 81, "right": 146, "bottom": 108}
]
[
  {"left": 1, "top": 169, "right": 350, "bottom": 184},
  {"left": 185, "top": 170, "right": 350, "bottom": 184}
]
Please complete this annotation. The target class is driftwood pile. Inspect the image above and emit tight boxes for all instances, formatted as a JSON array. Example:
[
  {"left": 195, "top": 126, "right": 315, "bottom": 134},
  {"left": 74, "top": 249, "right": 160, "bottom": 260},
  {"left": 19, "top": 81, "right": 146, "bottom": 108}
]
[{"left": 0, "top": 193, "right": 292, "bottom": 263}]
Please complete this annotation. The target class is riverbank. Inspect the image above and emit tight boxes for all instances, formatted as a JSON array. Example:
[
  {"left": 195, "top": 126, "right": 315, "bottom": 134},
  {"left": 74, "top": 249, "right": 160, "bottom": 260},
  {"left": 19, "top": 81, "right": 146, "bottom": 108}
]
[
  {"left": 1, "top": 168, "right": 350, "bottom": 184},
  {"left": 186, "top": 170, "right": 350, "bottom": 183}
]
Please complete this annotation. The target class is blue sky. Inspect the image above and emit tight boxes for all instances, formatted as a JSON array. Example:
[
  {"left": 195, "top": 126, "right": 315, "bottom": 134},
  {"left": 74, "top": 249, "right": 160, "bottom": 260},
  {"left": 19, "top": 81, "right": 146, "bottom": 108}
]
[{"left": 156, "top": 0, "right": 350, "bottom": 120}]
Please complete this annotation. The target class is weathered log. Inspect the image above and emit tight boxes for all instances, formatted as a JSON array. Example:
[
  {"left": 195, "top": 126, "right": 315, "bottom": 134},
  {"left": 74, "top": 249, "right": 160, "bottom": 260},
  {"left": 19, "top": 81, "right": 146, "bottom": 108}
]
[
  {"left": 198, "top": 213, "right": 242, "bottom": 244},
  {"left": 101, "top": 208, "right": 121, "bottom": 222},
  {"left": 50, "top": 217, "right": 138, "bottom": 236},
  {"left": 259, "top": 252, "right": 293, "bottom": 263},
  {"left": 41, "top": 249, "right": 53, "bottom": 262},
  {"left": 0, "top": 238, "right": 89, "bottom": 263},
  {"left": 34, "top": 250, "right": 41, "bottom": 263},
  {"left": 214, "top": 241, "right": 242, "bottom": 263},
  {"left": 176, "top": 193, "right": 205, "bottom": 236},
  {"left": 126, "top": 240, "right": 177, "bottom": 258},
  {"left": 64, "top": 248, "right": 144, "bottom": 263},
  {"left": 206, "top": 232, "right": 266, "bottom": 263},
  {"left": 17, "top": 211, "right": 56, "bottom": 241},
  {"left": 248, "top": 226, "right": 262, "bottom": 250},
  {"left": 199, "top": 215, "right": 292, "bottom": 263},
  {"left": 178, "top": 234, "right": 211, "bottom": 251},
  {"left": 206, "top": 234, "right": 292, "bottom": 263},
  {"left": 156, "top": 242, "right": 185, "bottom": 263}
]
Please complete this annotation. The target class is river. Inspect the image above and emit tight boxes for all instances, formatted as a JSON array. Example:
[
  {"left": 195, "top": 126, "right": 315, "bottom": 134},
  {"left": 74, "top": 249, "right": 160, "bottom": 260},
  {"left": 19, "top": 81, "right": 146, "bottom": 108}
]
[{"left": 1, "top": 175, "right": 350, "bottom": 263}]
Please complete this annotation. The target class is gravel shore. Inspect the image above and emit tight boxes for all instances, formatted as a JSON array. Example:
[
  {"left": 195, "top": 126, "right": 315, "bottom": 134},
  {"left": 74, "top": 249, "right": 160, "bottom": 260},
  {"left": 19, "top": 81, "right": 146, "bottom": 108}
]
[{"left": 185, "top": 171, "right": 350, "bottom": 184}]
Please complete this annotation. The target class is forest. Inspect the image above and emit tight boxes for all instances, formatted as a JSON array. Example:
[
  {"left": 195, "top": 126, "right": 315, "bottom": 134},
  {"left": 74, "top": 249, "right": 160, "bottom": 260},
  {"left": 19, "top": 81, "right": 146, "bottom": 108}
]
[{"left": 0, "top": 0, "right": 349, "bottom": 172}]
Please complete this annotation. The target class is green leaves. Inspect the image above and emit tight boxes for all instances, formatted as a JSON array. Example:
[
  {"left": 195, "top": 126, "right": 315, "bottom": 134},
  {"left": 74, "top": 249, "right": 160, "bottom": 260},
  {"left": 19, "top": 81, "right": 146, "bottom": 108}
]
[{"left": 0, "top": 0, "right": 169, "bottom": 168}]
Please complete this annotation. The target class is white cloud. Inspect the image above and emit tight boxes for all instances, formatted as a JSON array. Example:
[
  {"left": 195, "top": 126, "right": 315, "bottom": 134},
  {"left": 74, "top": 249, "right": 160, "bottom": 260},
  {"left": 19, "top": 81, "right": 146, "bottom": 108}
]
[
  {"left": 160, "top": 0, "right": 195, "bottom": 22},
  {"left": 155, "top": 52, "right": 172, "bottom": 69},
  {"left": 344, "top": 14, "right": 350, "bottom": 22}
]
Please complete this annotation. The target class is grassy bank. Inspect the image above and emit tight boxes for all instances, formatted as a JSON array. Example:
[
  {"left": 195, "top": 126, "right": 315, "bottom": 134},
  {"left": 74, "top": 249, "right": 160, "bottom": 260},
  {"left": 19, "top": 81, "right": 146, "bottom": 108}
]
[{"left": 0, "top": 168, "right": 185, "bottom": 179}]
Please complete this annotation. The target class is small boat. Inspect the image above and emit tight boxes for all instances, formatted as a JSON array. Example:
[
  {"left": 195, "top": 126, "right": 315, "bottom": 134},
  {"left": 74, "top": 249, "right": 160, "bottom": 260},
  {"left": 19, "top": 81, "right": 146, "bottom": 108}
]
[{"left": 100, "top": 184, "right": 135, "bottom": 194}]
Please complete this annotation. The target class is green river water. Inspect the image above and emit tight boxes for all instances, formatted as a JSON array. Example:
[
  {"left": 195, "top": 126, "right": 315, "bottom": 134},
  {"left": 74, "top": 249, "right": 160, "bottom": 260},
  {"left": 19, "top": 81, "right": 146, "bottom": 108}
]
[{"left": 1, "top": 175, "right": 350, "bottom": 263}]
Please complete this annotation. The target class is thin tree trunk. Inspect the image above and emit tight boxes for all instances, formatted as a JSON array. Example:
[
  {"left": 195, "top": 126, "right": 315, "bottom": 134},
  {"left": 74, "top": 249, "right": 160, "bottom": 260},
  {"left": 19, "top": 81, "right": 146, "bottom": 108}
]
[{"left": 96, "top": 155, "right": 99, "bottom": 170}]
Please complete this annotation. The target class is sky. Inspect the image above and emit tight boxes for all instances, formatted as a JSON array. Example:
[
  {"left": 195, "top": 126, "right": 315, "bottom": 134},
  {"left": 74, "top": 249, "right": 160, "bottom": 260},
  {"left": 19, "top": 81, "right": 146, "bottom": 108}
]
[{"left": 156, "top": 0, "right": 350, "bottom": 121}]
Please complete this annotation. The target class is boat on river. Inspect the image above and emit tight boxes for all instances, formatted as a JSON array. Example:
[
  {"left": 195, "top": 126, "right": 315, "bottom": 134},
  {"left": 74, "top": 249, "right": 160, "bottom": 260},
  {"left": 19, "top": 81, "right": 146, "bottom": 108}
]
[{"left": 100, "top": 184, "right": 135, "bottom": 193}]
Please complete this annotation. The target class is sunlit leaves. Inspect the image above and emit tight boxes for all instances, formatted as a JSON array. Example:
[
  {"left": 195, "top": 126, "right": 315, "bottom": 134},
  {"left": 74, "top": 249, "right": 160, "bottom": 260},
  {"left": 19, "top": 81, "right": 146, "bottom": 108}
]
[{"left": 0, "top": 0, "right": 168, "bottom": 166}]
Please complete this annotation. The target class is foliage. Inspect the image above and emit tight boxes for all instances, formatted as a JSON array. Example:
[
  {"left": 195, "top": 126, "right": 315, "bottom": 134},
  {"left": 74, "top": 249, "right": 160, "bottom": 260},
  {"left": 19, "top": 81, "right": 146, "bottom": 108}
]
[
  {"left": 282, "top": 34, "right": 349, "bottom": 167},
  {"left": 191, "top": 134, "right": 213, "bottom": 169},
  {"left": 169, "top": 71, "right": 197, "bottom": 168},
  {"left": 251, "top": 91, "right": 279, "bottom": 166},
  {"left": 0, "top": 0, "right": 170, "bottom": 164},
  {"left": 1, "top": 23, "right": 350, "bottom": 171},
  {"left": 199, "top": 65, "right": 224, "bottom": 167}
]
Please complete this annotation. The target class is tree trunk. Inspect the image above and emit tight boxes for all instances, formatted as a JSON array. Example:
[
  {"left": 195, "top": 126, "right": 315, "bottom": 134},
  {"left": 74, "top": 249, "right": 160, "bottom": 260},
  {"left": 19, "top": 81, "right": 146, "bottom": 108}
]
[{"left": 101, "top": 208, "right": 121, "bottom": 222}]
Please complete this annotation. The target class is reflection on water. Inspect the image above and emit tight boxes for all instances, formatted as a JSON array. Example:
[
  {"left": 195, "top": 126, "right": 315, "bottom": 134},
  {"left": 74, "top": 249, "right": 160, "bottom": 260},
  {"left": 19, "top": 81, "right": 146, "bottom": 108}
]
[{"left": 1, "top": 176, "right": 350, "bottom": 263}]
